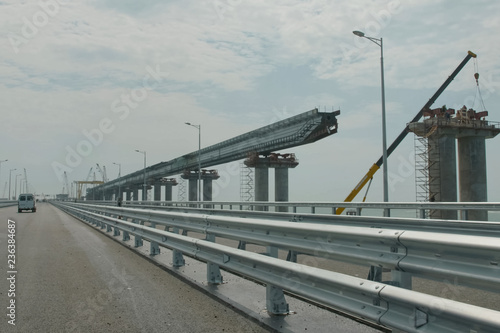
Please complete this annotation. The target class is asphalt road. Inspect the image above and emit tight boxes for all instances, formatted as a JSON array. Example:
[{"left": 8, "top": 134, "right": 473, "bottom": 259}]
[{"left": 0, "top": 203, "right": 270, "bottom": 333}]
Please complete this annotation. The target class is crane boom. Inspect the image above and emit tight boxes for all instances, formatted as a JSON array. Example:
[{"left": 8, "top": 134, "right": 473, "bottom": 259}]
[{"left": 337, "top": 51, "right": 477, "bottom": 215}]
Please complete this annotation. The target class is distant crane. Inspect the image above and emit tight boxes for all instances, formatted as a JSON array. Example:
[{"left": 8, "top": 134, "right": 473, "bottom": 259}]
[
  {"left": 76, "top": 167, "right": 104, "bottom": 200},
  {"left": 96, "top": 164, "right": 108, "bottom": 182},
  {"left": 63, "top": 171, "right": 70, "bottom": 195}
]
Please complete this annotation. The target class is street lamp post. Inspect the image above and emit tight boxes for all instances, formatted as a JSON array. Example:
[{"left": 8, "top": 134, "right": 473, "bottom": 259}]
[
  {"left": 135, "top": 150, "right": 147, "bottom": 201},
  {"left": 185, "top": 123, "right": 201, "bottom": 202},
  {"left": 113, "top": 162, "right": 122, "bottom": 200},
  {"left": 0, "top": 159, "right": 7, "bottom": 198},
  {"left": 9, "top": 168, "right": 16, "bottom": 200},
  {"left": 353, "top": 30, "right": 389, "bottom": 216},
  {"left": 15, "top": 174, "right": 22, "bottom": 199}
]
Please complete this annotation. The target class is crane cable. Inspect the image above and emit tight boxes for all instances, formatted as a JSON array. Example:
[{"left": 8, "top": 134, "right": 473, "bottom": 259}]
[{"left": 472, "top": 58, "right": 487, "bottom": 111}]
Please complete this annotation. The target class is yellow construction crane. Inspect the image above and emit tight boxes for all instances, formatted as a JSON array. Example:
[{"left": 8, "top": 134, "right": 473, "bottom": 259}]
[
  {"left": 76, "top": 167, "right": 103, "bottom": 199},
  {"left": 337, "top": 51, "right": 477, "bottom": 214}
]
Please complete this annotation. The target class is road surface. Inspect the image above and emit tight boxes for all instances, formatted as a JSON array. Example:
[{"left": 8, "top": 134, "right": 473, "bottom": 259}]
[{"left": 0, "top": 203, "right": 270, "bottom": 332}]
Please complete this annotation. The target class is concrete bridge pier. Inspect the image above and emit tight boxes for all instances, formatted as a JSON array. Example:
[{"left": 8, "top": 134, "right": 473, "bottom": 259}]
[
  {"left": 163, "top": 178, "right": 178, "bottom": 201},
  {"left": 409, "top": 113, "right": 500, "bottom": 221},
  {"left": 125, "top": 189, "right": 132, "bottom": 202},
  {"left": 244, "top": 153, "right": 298, "bottom": 212},
  {"left": 154, "top": 178, "right": 179, "bottom": 202}
]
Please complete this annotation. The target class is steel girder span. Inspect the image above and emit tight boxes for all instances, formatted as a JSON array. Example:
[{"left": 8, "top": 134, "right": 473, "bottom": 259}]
[{"left": 88, "top": 108, "right": 340, "bottom": 196}]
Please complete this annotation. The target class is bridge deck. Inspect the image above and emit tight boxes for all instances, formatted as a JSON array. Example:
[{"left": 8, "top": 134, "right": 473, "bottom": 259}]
[{"left": 0, "top": 204, "right": 383, "bottom": 332}]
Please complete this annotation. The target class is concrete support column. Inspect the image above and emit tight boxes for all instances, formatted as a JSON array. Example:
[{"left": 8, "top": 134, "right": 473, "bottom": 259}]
[
  {"left": 125, "top": 190, "right": 132, "bottom": 201},
  {"left": 428, "top": 133, "right": 457, "bottom": 219},
  {"left": 254, "top": 167, "right": 269, "bottom": 211},
  {"left": 163, "top": 178, "right": 178, "bottom": 201},
  {"left": 458, "top": 136, "right": 488, "bottom": 220},
  {"left": 245, "top": 153, "right": 298, "bottom": 212},
  {"left": 154, "top": 183, "right": 162, "bottom": 201},
  {"left": 165, "top": 184, "right": 173, "bottom": 201},
  {"left": 181, "top": 171, "right": 199, "bottom": 205},
  {"left": 132, "top": 187, "right": 139, "bottom": 201},
  {"left": 202, "top": 170, "right": 220, "bottom": 202},
  {"left": 188, "top": 179, "right": 197, "bottom": 202},
  {"left": 275, "top": 168, "right": 289, "bottom": 213},
  {"left": 203, "top": 178, "right": 213, "bottom": 201}
]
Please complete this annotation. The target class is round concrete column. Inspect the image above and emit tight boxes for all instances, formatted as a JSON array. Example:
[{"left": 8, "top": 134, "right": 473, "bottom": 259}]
[
  {"left": 254, "top": 167, "right": 269, "bottom": 211},
  {"left": 203, "top": 179, "right": 213, "bottom": 201},
  {"left": 428, "top": 133, "right": 457, "bottom": 219},
  {"left": 275, "top": 168, "right": 289, "bottom": 212},
  {"left": 458, "top": 136, "right": 488, "bottom": 220},
  {"left": 164, "top": 184, "right": 173, "bottom": 201},
  {"left": 188, "top": 179, "right": 198, "bottom": 202},
  {"left": 132, "top": 187, "right": 139, "bottom": 201},
  {"left": 154, "top": 183, "right": 162, "bottom": 201}
]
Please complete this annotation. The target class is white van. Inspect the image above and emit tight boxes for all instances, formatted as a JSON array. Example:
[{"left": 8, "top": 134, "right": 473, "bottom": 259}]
[{"left": 18, "top": 193, "right": 36, "bottom": 213}]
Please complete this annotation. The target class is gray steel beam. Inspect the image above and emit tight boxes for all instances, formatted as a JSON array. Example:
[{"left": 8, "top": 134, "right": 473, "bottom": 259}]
[{"left": 88, "top": 109, "right": 339, "bottom": 196}]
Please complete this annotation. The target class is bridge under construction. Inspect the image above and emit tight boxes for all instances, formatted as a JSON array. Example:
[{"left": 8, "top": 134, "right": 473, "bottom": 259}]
[{"left": 87, "top": 108, "right": 340, "bottom": 201}]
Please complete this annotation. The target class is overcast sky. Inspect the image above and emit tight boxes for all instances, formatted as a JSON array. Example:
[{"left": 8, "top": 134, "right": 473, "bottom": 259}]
[{"left": 1, "top": 0, "right": 499, "bottom": 205}]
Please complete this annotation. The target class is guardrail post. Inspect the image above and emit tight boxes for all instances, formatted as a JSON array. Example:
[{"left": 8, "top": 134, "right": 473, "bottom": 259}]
[
  {"left": 206, "top": 234, "right": 223, "bottom": 284},
  {"left": 391, "top": 270, "right": 412, "bottom": 289},
  {"left": 106, "top": 224, "right": 112, "bottom": 233},
  {"left": 172, "top": 227, "right": 185, "bottom": 267},
  {"left": 150, "top": 241, "right": 160, "bottom": 256},
  {"left": 113, "top": 227, "right": 121, "bottom": 237},
  {"left": 265, "top": 246, "right": 289, "bottom": 315},
  {"left": 134, "top": 234, "right": 143, "bottom": 247},
  {"left": 122, "top": 230, "right": 130, "bottom": 241},
  {"left": 286, "top": 250, "right": 297, "bottom": 263},
  {"left": 367, "top": 266, "right": 382, "bottom": 282}
]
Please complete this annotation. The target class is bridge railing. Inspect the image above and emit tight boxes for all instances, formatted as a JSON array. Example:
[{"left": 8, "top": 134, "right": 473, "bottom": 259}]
[
  {"left": 0, "top": 200, "right": 17, "bottom": 209},
  {"left": 52, "top": 201, "right": 500, "bottom": 333},
  {"left": 81, "top": 199, "right": 500, "bottom": 220}
]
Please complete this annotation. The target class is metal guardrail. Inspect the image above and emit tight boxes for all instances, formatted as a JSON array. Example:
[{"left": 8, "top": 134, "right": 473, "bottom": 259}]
[
  {"left": 0, "top": 200, "right": 17, "bottom": 209},
  {"left": 80, "top": 200, "right": 500, "bottom": 237},
  {"left": 56, "top": 202, "right": 500, "bottom": 292},
  {"left": 82, "top": 199, "right": 500, "bottom": 221},
  {"left": 52, "top": 201, "right": 500, "bottom": 333}
]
